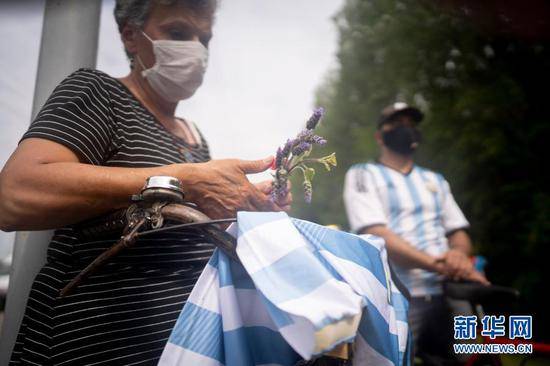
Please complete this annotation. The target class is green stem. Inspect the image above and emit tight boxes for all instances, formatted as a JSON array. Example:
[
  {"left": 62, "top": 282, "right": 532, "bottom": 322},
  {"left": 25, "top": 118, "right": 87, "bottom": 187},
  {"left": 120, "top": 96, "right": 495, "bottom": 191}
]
[
  {"left": 288, "top": 162, "right": 307, "bottom": 175},
  {"left": 302, "top": 158, "right": 320, "bottom": 164},
  {"left": 288, "top": 155, "right": 319, "bottom": 172},
  {"left": 290, "top": 158, "right": 321, "bottom": 171}
]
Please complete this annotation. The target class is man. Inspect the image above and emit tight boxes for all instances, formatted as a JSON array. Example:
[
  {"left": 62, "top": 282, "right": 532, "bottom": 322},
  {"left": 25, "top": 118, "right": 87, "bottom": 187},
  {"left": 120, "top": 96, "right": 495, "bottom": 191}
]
[{"left": 343, "top": 102, "right": 488, "bottom": 364}]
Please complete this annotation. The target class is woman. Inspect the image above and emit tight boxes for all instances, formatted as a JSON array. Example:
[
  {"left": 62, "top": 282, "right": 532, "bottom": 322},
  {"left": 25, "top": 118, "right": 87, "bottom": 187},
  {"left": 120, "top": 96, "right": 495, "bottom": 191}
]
[{"left": 0, "top": 0, "right": 291, "bottom": 364}]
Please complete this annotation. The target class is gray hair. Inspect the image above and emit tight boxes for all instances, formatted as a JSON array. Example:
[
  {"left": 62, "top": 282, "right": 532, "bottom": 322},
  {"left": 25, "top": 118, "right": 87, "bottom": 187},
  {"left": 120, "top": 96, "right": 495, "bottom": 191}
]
[{"left": 114, "top": 0, "right": 217, "bottom": 64}]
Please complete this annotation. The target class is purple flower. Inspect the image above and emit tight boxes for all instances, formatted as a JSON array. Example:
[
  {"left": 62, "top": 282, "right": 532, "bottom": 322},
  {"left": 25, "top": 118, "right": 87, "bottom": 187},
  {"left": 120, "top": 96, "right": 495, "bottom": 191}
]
[
  {"left": 296, "top": 130, "right": 326, "bottom": 145},
  {"left": 296, "top": 130, "right": 313, "bottom": 143},
  {"left": 292, "top": 141, "right": 311, "bottom": 156},
  {"left": 271, "top": 174, "right": 289, "bottom": 202},
  {"left": 281, "top": 138, "right": 294, "bottom": 157},
  {"left": 271, "top": 106, "right": 333, "bottom": 204},
  {"left": 311, "top": 135, "right": 327, "bottom": 145},
  {"left": 275, "top": 147, "right": 284, "bottom": 168},
  {"left": 306, "top": 107, "right": 325, "bottom": 130}
]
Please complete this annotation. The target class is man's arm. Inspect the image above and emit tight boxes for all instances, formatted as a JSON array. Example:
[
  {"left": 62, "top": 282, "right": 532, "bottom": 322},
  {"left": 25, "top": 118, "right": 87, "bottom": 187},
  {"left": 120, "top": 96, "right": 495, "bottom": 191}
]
[
  {"left": 436, "top": 177, "right": 490, "bottom": 282},
  {"left": 343, "top": 166, "right": 444, "bottom": 274},
  {"left": 446, "top": 229, "right": 490, "bottom": 284},
  {"left": 360, "top": 224, "right": 444, "bottom": 274},
  {"left": 362, "top": 225, "right": 489, "bottom": 284},
  {"left": 447, "top": 229, "right": 472, "bottom": 256}
]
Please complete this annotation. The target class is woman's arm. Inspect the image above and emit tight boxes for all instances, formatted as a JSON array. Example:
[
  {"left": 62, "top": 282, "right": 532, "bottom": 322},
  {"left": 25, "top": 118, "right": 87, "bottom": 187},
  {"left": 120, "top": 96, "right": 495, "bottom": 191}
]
[{"left": 0, "top": 138, "right": 280, "bottom": 231}]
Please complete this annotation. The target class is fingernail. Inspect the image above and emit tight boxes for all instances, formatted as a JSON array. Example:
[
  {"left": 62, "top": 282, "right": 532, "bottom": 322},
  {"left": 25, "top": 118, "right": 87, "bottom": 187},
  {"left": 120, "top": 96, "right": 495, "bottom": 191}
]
[{"left": 264, "top": 156, "right": 274, "bottom": 164}]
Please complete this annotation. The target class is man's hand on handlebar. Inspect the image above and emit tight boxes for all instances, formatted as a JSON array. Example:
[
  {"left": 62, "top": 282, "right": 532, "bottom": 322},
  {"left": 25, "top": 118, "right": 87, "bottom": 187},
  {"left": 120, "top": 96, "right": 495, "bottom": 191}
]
[
  {"left": 441, "top": 249, "right": 473, "bottom": 279},
  {"left": 434, "top": 249, "right": 490, "bottom": 285},
  {"left": 178, "top": 156, "right": 292, "bottom": 219},
  {"left": 463, "top": 269, "right": 490, "bottom": 285}
]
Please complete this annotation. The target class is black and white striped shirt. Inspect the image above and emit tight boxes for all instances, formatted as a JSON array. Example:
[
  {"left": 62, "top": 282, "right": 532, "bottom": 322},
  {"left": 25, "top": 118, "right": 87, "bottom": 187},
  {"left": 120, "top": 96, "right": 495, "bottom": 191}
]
[{"left": 10, "top": 68, "right": 215, "bottom": 365}]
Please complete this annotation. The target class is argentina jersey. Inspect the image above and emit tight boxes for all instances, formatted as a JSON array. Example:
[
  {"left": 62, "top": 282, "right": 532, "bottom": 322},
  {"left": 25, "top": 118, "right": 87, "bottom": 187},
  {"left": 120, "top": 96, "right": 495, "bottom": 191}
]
[{"left": 343, "top": 162, "right": 469, "bottom": 296}]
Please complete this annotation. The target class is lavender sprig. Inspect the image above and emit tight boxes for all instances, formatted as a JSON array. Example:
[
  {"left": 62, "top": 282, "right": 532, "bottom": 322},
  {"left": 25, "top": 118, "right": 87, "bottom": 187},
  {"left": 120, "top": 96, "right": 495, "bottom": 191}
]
[
  {"left": 271, "top": 107, "right": 337, "bottom": 204},
  {"left": 306, "top": 107, "right": 325, "bottom": 130},
  {"left": 296, "top": 130, "right": 327, "bottom": 146},
  {"left": 292, "top": 142, "right": 312, "bottom": 156},
  {"left": 275, "top": 147, "right": 284, "bottom": 168}
]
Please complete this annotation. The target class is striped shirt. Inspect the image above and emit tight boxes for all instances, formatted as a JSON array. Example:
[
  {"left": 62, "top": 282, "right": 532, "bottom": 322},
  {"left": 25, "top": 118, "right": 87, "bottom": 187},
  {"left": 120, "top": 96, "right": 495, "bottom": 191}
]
[
  {"left": 10, "top": 68, "right": 215, "bottom": 365},
  {"left": 160, "top": 212, "right": 411, "bottom": 366},
  {"left": 343, "top": 162, "right": 469, "bottom": 297}
]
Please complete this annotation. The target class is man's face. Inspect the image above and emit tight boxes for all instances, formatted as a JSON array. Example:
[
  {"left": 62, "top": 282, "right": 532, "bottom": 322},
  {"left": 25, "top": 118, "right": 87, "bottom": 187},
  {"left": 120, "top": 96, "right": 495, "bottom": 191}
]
[{"left": 376, "top": 114, "right": 422, "bottom": 155}]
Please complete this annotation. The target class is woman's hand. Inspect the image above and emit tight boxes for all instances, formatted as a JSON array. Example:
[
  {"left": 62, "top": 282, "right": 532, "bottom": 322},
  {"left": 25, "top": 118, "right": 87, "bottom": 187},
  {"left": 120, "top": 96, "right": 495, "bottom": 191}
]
[
  {"left": 178, "top": 156, "right": 286, "bottom": 219},
  {"left": 254, "top": 179, "right": 293, "bottom": 212}
]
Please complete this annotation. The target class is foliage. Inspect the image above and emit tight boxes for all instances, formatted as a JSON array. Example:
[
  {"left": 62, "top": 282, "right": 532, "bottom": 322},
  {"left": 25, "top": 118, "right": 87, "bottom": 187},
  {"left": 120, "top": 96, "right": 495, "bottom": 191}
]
[{"left": 291, "top": 0, "right": 550, "bottom": 338}]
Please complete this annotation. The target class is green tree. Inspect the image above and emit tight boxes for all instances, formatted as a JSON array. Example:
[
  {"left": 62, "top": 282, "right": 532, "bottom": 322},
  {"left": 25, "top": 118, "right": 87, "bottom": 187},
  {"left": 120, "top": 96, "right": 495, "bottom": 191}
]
[{"left": 291, "top": 0, "right": 550, "bottom": 339}]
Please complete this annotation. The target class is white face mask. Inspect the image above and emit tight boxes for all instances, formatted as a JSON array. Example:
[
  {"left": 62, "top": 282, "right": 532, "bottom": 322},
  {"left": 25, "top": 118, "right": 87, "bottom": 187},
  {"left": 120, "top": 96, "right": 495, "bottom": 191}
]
[{"left": 137, "top": 31, "right": 209, "bottom": 102}]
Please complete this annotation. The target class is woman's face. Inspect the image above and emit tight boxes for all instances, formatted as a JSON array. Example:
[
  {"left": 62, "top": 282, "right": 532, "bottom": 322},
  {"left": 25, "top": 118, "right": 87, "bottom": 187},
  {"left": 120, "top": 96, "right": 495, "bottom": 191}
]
[{"left": 123, "top": 1, "right": 214, "bottom": 71}]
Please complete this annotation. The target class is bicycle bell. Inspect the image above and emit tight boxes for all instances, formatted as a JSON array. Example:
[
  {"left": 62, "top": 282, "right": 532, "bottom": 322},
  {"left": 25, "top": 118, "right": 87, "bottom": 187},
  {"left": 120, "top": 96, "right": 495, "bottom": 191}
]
[{"left": 138, "top": 176, "right": 185, "bottom": 203}]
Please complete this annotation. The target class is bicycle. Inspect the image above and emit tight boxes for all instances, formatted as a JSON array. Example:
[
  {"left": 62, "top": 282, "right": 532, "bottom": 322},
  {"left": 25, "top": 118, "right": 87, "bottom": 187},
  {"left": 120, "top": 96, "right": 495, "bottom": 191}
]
[{"left": 62, "top": 176, "right": 352, "bottom": 366}]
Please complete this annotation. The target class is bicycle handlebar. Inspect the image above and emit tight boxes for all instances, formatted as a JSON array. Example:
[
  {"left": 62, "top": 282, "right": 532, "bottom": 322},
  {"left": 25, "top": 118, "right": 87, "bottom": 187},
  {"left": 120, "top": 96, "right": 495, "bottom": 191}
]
[{"left": 443, "top": 280, "right": 520, "bottom": 305}]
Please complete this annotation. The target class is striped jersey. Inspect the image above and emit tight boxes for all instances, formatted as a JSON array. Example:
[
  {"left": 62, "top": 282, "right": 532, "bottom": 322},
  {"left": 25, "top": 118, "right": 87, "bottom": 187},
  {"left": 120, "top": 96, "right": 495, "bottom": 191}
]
[
  {"left": 160, "top": 212, "right": 411, "bottom": 366},
  {"left": 10, "top": 68, "right": 215, "bottom": 365},
  {"left": 343, "top": 162, "right": 469, "bottom": 296}
]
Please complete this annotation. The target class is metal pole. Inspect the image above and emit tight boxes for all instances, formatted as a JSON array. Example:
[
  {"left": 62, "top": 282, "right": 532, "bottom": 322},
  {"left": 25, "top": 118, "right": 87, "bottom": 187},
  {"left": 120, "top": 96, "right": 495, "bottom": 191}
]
[{"left": 0, "top": 0, "right": 101, "bottom": 362}]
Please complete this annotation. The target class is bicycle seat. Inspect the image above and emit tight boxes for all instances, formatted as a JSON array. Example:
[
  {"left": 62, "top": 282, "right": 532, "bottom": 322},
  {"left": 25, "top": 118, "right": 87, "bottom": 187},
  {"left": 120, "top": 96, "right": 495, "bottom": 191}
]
[{"left": 443, "top": 281, "right": 520, "bottom": 306}]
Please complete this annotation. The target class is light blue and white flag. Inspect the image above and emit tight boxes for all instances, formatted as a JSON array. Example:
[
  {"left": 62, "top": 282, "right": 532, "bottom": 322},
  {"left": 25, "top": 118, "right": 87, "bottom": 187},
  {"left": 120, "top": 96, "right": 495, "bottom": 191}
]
[{"left": 159, "top": 211, "right": 411, "bottom": 366}]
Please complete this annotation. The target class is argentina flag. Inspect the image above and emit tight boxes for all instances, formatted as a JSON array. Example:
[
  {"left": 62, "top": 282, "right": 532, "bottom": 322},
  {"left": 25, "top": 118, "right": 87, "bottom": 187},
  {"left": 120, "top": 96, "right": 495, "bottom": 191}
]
[{"left": 159, "top": 211, "right": 411, "bottom": 366}]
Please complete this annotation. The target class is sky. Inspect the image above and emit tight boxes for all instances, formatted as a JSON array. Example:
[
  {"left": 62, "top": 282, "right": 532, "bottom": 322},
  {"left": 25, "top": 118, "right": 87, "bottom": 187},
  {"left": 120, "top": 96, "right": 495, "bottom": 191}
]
[{"left": 0, "top": 0, "right": 344, "bottom": 256}]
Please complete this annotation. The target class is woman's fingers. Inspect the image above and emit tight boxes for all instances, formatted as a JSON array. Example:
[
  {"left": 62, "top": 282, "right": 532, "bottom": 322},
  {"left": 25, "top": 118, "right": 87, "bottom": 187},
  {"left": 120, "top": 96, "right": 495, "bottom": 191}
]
[
  {"left": 238, "top": 157, "right": 274, "bottom": 174},
  {"left": 278, "top": 191, "right": 293, "bottom": 206},
  {"left": 197, "top": 158, "right": 293, "bottom": 218},
  {"left": 273, "top": 180, "right": 293, "bottom": 206},
  {"left": 253, "top": 179, "right": 292, "bottom": 208},
  {"left": 247, "top": 184, "right": 279, "bottom": 212},
  {"left": 254, "top": 180, "right": 273, "bottom": 194}
]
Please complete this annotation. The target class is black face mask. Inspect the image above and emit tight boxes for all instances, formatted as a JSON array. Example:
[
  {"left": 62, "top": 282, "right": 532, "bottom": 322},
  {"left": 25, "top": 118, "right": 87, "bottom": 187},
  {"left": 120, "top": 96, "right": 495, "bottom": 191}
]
[{"left": 382, "top": 125, "right": 422, "bottom": 155}]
